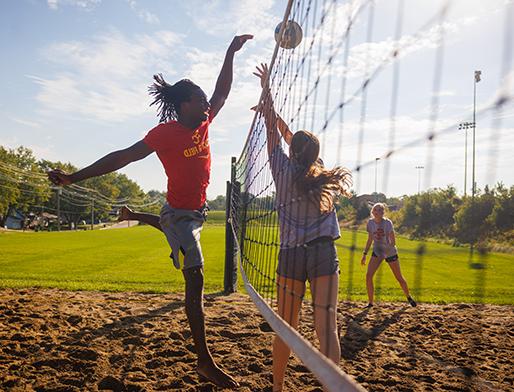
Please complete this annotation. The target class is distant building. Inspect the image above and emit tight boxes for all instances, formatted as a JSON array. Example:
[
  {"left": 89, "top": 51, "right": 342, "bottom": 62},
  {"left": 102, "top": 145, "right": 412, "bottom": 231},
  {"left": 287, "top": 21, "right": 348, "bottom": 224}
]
[
  {"left": 5, "top": 209, "right": 25, "bottom": 230},
  {"left": 355, "top": 193, "right": 402, "bottom": 211}
]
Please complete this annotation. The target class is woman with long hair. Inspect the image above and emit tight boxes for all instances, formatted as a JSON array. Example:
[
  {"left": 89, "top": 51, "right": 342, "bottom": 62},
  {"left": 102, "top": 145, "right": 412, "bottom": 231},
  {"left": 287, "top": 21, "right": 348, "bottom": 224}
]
[
  {"left": 254, "top": 64, "right": 352, "bottom": 391},
  {"left": 361, "top": 203, "right": 417, "bottom": 308}
]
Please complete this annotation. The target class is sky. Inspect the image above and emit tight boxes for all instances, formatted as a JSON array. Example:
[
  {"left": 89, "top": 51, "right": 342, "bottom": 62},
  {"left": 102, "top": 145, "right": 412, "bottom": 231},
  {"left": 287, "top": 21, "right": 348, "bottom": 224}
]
[{"left": 1, "top": 0, "right": 513, "bottom": 199}]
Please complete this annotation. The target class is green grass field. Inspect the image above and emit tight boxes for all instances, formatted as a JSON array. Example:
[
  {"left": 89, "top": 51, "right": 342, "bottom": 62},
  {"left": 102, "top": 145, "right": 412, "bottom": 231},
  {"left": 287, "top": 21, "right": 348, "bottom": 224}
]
[{"left": 1, "top": 221, "right": 512, "bottom": 304}]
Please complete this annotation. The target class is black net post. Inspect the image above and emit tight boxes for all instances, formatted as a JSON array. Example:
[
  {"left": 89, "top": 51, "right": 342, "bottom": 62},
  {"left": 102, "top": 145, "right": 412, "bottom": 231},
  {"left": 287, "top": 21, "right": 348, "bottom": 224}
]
[{"left": 224, "top": 157, "right": 238, "bottom": 294}]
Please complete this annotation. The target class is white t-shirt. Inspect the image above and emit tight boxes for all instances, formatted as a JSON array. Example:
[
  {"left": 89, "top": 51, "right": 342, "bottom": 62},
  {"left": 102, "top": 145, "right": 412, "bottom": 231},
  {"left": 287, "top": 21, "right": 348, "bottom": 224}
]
[{"left": 366, "top": 218, "right": 397, "bottom": 258}]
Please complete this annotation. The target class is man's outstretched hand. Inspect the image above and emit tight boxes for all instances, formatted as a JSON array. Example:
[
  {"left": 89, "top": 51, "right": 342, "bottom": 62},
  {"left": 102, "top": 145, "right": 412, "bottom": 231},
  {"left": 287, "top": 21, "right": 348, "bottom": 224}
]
[
  {"left": 228, "top": 34, "right": 253, "bottom": 53},
  {"left": 48, "top": 169, "right": 73, "bottom": 186}
]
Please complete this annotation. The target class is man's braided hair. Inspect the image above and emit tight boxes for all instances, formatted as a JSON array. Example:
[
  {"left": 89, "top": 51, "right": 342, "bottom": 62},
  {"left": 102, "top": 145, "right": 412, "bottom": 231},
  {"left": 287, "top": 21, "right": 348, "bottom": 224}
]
[{"left": 149, "top": 74, "right": 200, "bottom": 123}]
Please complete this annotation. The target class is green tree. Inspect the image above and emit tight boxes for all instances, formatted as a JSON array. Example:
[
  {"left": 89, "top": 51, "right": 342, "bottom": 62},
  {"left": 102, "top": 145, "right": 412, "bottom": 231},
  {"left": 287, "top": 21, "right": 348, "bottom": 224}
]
[
  {"left": 454, "top": 191, "right": 495, "bottom": 244},
  {"left": 207, "top": 195, "right": 227, "bottom": 210},
  {"left": 0, "top": 146, "right": 51, "bottom": 226},
  {"left": 2, "top": 146, "right": 169, "bottom": 230},
  {"left": 489, "top": 183, "right": 514, "bottom": 232},
  {"left": 395, "top": 187, "right": 459, "bottom": 238},
  {"left": 355, "top": 202, "right": 371, "bottom": 221},
  {"left": 336, "top": 195, "right": 355, "bottom": 221},
  {"left": 143, "top": 190, "right": 166, "bottom": 215},
  {"left": 39, "top": 160, "right": 90, "bottom": 229},
  {"left": 397, "top": 195, "right": 418, "bottom": 231},
  {"left": 0, "top": 147, "right": 20, "bottom": 225}
]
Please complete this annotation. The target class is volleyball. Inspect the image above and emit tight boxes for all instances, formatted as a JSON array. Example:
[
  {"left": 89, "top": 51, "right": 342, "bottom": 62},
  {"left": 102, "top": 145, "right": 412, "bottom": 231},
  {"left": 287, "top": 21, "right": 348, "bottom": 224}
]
[{"left": 274, "top": 20, "right": 303, "bottom": 49}]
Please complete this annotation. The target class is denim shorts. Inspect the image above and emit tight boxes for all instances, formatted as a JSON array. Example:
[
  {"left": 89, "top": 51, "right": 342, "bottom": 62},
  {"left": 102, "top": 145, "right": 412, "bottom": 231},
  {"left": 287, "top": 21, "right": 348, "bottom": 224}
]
[{"left": 277, "top": 239, "right": 339, "bottom": 282}]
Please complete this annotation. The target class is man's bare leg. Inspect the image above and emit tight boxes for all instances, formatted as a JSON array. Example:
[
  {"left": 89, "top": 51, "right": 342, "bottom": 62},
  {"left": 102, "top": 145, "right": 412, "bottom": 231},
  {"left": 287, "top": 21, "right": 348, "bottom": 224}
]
[
  {"left": 119, "top": 206, "right": 236, "bottom": 387},
  {"left": 118, "top": 205, "right": 162, "bottom": 232},
  {"left": 183, "top": 267, "right": 239, "bottom": 388}
]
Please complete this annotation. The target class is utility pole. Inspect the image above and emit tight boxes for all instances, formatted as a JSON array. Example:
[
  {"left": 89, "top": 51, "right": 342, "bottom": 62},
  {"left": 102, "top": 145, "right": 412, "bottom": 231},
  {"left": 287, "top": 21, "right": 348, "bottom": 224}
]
[
  {"left": 57, "top": 187, "right": 61, "bottom": 231},
  {"left": 90, "top": 198, "right": 94, "bottom": 231}
]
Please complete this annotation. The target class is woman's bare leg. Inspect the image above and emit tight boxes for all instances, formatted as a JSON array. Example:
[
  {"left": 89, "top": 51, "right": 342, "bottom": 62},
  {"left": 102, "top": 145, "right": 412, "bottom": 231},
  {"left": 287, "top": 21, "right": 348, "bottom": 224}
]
[
  {"left": 273, "top": 275, "right": 305, "bottom": 392},
  {"left": 388, "top": 260, "right": 410, "bottom": 297},
  {"left": 388, "top": 260, "right": 417, "bottom": 306},
  {"left": 366, "top": 256, "right": 383, "bottom": 305},
  {"left": 310, "top": 273, "right": 340, "bottom": 366}
]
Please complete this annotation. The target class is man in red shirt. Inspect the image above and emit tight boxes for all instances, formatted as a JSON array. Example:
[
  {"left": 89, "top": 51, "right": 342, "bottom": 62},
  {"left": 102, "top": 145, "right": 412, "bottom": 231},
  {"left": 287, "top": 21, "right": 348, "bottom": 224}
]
[{"left": 48, "top": 34, "right": 253, "bottom": 389}]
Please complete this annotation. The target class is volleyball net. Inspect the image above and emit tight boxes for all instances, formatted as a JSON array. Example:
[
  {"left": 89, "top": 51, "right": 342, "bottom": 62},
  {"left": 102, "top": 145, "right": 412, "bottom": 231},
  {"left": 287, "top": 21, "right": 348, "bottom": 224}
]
[{"left": 228, "top": 0, "right": 513, "bottom": 390}]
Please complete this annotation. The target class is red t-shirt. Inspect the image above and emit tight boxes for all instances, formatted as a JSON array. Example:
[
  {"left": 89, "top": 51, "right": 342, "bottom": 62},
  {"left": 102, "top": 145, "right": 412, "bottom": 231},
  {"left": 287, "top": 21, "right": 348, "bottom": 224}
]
[{"left": 143, "top": 116, "right": 212, "bottom": 210}]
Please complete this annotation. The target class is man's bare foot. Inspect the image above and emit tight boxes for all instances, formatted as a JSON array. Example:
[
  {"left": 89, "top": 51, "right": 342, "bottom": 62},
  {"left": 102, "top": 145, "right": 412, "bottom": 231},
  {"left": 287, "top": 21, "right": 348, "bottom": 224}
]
[
  {"left": 197, "top": 362, "right": 239, "bottom": 389},
  {"left": 118, "top": 206, "right": 133, "bottom": 222}
]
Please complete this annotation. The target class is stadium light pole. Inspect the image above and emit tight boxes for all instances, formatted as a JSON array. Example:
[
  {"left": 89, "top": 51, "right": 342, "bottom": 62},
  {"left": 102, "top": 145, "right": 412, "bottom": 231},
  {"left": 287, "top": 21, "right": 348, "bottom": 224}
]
[
  {"left": 458, "top": 121, "right": 474, "bottom": 197},
  {"left": 472, "top": 70, "right": 481, "bottom": 199},
  {"left": 374, "top": 157, "right": 380, "bottom": 199},
  {"left": 415, "top": 166, "right": 424, "bottom": 194}
]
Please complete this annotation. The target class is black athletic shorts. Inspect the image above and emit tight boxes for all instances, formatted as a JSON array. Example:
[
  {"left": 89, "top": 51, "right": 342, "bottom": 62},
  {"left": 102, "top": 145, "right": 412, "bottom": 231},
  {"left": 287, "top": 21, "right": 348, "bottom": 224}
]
[
  {"left": 277, "top": 238, "right": 339, "bottom": 282},
  {"left": 371, "top": 251, "right": 399, "bottom": 263}
]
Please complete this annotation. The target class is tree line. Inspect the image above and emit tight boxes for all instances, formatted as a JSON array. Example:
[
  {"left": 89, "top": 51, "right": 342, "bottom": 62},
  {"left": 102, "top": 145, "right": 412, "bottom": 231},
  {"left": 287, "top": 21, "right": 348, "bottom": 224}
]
[
  {"left": 202, "top": 185, "right": 514, "bottom": 252},
  {"left": 2, "top": 145, "right": 512, "bottom": 251},
  {"left": 337, "top": 185, "right": 514, "bottom": 252},
  {"left": 0, "top": 145, "right": 165, "bottom": 229}
]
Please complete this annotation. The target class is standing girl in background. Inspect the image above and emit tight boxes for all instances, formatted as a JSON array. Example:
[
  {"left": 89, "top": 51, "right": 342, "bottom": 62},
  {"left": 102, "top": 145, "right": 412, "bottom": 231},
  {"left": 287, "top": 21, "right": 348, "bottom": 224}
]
[{"left": 361, "top": 203, "right": 417, "bottom": 308}]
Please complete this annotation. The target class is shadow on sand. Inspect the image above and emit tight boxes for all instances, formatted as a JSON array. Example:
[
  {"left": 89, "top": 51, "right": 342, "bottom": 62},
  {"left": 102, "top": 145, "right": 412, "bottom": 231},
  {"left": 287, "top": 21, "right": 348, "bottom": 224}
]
[{"left": 341, "top": 307, "right": 407, "bottom": 360}]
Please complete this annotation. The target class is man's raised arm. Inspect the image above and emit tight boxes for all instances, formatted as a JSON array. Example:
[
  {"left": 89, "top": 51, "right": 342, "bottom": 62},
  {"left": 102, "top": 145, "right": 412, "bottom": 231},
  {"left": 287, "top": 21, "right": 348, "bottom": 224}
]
[{"left": 209, "top": 34, "right": 253, "bottom": 119}]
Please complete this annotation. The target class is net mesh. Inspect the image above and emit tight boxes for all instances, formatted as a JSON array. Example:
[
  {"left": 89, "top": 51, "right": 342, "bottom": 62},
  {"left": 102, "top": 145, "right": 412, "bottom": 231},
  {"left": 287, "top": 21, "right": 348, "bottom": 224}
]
[{"left": 229, "top": 0, "right": 512, "bottom": 390}]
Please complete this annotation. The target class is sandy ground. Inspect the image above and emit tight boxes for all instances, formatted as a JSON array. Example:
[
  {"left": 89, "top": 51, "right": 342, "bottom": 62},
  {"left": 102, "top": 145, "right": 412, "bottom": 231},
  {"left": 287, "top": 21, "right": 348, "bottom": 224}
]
[{"left": 0, "top": 289, "right": 512, "bottom": 391}]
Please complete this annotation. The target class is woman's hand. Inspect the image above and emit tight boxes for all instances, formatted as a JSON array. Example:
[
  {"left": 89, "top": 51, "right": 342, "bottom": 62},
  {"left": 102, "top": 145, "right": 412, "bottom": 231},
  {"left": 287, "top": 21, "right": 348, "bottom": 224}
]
[
  {"left": 252, "top": 63, "right": 273, "bottom": 114},
  {"left": 253, "top": 63, "right": 270, "bottom": 89},
  {"left": 361, "top": 254, "right": 367, "bottom": 266}
]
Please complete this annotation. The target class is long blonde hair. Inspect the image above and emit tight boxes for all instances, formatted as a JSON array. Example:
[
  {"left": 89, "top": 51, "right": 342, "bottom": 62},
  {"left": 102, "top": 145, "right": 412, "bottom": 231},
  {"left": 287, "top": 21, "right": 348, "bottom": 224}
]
[{"left": 290, "top": 131, "right": 352, "bottom": 213}]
